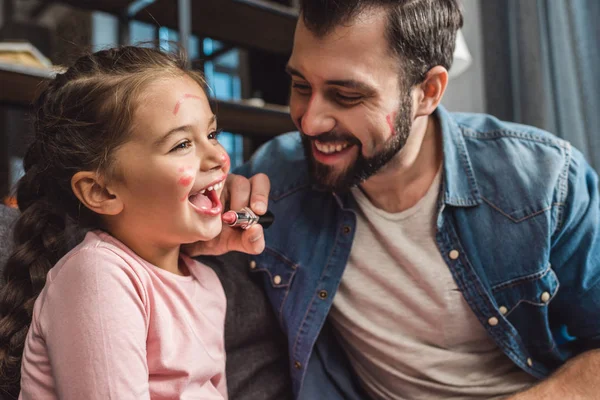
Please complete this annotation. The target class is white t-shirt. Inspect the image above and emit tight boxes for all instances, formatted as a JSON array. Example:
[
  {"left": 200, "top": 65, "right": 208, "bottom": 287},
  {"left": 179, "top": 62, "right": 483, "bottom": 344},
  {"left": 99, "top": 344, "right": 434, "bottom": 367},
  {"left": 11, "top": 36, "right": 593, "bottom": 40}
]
[{"left": 329, "top": 170, "right": 537, "bottom": 399}]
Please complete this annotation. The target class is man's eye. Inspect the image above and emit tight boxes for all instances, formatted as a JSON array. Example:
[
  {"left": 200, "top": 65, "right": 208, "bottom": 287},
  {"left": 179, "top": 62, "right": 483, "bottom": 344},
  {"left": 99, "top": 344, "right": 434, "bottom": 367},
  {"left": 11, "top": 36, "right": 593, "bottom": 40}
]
[
  {"left": 292, "top": 83, "right": 311, "bottom": 94},
  {"left": 208, "top": 129, "right": 223, "bottom": 140},
  {"left": 336, "top": 93, "right": 362, "bottom": 103},
  {"left": 171, "top": 140, "right": 192, "bottom": 152}
]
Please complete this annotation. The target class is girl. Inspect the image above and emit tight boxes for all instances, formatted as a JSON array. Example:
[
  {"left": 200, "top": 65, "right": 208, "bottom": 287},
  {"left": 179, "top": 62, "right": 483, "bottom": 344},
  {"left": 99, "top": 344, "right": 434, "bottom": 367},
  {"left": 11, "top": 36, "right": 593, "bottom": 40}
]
[{"left": 0, "top": 46, "right": 231, "bottom": 399}]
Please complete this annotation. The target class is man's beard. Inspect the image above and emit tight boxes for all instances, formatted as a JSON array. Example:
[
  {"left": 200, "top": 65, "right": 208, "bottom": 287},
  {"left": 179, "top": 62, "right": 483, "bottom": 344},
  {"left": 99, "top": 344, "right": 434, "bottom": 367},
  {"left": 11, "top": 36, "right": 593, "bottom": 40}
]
[{"left": 301, "top": 93, "right": 413, "bottom": 192}]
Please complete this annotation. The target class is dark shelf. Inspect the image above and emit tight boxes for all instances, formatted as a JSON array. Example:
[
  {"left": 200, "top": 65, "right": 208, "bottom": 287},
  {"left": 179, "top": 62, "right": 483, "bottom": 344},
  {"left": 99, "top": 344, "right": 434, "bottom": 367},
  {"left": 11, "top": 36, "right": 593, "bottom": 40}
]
[
  {"left": 44, "top": 0, "right": 298, "bottom": 54},
  {"left": 0, "top": 62, "right": 295, "bottom": 137},
  {"left": 0, "top": 61, "right": 54, "bottom": 106}
]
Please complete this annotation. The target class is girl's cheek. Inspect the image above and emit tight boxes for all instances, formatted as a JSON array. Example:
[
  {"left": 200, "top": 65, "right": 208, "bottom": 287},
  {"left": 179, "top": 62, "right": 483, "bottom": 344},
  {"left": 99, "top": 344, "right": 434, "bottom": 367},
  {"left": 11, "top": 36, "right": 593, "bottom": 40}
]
[{"left": 177, "top": 166, "right": 195, "bottom": 202}]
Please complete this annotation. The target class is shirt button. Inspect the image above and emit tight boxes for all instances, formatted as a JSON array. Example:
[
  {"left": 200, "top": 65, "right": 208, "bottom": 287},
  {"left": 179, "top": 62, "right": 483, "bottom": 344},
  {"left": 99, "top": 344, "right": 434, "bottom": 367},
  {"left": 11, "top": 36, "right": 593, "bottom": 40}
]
[
  {"left": 488, "top": 317, "right": 499, "bottom": 326},
  {"left": 294, "top": 361, "right": 302, "bottom": 369},
  {"left": 527, "top": 358, "right": 533, "bottom": 367},
  {"left": 343, "top": 226, "right": 352, "bottom": 234},
  {"left": 318, "top": 290, "right": 328, "bottom": 299},
  {"left": 249, "top": 260, "right": 257, "bottom": 269},
  {"left": 273, "top": 275, "right": 282, "bottom": 285},
  {"left": 449, "top": 250, "right": 460, "bottom": 260},
  {"left": 540, "top": 291, "right": 550, "bottom": 303},
  {"left": 499, "top": 306, "right": 508, "bottom": 315}
]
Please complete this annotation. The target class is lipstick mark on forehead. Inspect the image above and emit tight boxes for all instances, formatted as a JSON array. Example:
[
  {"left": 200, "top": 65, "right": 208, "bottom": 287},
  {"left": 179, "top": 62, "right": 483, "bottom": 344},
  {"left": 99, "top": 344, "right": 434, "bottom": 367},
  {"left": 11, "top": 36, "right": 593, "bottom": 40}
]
[
  {"left": 173, "top": 94, "right": 203, "bottom": 115},
  {"left": 386, "top": 112, "right": 398, "bottom": 135}
]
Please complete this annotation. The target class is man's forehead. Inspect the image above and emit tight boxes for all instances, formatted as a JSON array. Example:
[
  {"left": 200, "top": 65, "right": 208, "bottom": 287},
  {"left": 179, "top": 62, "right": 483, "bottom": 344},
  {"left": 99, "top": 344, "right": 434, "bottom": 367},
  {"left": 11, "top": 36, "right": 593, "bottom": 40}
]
[
  {"left": 296, "top": 6, "right": 386, "bottom": 38},
  {"left": 289, "top": 10, "right": 398, "bottom": 85},
  {"left": 293, "top": 8, "right": 390, "bottom": 59}
]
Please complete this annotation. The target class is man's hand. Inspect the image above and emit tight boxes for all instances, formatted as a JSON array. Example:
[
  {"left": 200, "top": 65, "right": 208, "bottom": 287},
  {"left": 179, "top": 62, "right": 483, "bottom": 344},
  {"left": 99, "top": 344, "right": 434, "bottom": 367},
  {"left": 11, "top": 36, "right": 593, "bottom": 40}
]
[{"left": 182, "top": 173, "right": 270, "bottom": 256}]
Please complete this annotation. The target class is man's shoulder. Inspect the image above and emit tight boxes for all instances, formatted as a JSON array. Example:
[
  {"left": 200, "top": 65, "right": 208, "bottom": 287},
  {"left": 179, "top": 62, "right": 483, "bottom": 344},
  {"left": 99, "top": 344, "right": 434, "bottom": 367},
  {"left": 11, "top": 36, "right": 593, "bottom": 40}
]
[
  {"left": 234, "top": 132, "right": 311, "bottom": 198},
  {"left": 451, "top": 111, "right": 569, "bottom": 150},
  {"left": 448, "top": 111, "right": 577, "bottom": 209}
]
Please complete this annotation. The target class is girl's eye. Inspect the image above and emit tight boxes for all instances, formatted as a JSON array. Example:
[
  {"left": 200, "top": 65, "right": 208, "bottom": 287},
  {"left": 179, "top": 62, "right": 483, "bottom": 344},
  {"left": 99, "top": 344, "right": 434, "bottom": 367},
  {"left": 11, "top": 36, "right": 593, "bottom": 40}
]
[
  {"left": 208, "top": 129, "right": 223, "bottom": 141},
  {"left": 171, "top": 140, "right": 192, "bottom": 152}
]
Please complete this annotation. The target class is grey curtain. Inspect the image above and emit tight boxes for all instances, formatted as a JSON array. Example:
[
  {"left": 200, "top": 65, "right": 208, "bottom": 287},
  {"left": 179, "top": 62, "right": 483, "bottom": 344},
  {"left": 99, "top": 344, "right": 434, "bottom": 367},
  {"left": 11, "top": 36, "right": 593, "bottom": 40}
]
[{"left": 481, "top": 0, "right": 600, "bottom": 169}]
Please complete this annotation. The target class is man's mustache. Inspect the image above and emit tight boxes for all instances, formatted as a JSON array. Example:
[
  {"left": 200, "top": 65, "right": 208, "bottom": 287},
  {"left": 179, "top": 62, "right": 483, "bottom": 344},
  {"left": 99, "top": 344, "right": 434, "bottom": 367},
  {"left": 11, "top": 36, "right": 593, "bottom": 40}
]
[{"left": 300, "top": 131, "right": 361, "bottom": 146}]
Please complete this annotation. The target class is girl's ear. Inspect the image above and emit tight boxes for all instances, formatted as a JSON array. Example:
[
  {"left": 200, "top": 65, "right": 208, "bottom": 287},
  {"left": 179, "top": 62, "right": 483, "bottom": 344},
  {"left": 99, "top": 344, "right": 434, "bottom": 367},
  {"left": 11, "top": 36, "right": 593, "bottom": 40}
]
[{"left": 71, "top": 171, "right": 123, "bottom": 216}]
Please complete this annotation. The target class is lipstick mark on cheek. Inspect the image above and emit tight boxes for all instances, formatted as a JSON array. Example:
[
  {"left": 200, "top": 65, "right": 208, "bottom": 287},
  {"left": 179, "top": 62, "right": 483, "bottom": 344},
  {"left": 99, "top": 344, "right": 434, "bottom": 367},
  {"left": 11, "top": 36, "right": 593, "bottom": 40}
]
[
  {"left": 221, "top": 153, "right": 230, "bottom": 172},
  {"left": 386, "top": 112, "right": 398, "bottom": 135},
  {"left": 177, "top": 166, "right": 195, "bottom": 201},
  {"left": 178, "top": 176, "right": 194, "bottom": 202},
  {"left": 178, "top": 176, "right": 193, "bottom": 186}
]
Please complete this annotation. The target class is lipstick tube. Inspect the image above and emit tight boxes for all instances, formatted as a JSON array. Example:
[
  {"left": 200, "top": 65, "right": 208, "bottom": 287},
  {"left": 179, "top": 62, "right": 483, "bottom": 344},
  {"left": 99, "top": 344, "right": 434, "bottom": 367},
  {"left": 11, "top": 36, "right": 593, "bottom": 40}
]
[{"left": 225, "top": 207, "right": 274, "bottom": 229}]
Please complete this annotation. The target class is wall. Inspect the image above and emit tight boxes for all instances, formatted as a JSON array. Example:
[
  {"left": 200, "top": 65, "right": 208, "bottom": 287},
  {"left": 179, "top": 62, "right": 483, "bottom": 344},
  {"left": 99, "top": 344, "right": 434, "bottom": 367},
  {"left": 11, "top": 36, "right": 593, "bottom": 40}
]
[{"left": 442, "top": 0, "right": 486, "bottom": 113}]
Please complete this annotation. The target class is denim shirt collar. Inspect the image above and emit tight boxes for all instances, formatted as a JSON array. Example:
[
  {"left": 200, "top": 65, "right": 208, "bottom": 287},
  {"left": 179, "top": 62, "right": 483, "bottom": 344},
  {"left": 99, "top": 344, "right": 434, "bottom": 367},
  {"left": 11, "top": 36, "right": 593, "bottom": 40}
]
[{"left": 437, "top": 105, "right": 482, "bottom": 207}]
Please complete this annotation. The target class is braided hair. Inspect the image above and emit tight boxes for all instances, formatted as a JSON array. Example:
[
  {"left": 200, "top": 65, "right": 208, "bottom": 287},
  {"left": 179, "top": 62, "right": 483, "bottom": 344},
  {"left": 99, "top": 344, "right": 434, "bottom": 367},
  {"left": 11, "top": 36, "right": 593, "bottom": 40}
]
[{"left": 0, "top": 46, "right": 207, "bottom": 398}]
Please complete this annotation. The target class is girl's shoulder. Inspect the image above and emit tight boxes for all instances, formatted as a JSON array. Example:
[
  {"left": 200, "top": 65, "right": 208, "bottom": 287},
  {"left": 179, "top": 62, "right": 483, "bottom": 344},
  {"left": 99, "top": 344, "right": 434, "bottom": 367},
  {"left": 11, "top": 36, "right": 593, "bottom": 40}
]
[{"left": 46, "top": 230, "right": 149, "bottom": 290}]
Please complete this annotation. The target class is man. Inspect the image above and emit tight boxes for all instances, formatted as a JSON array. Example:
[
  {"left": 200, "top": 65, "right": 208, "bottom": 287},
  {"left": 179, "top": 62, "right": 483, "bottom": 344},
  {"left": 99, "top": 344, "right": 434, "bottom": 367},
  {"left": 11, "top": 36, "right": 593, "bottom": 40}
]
[{"left": 197, "top": 0, "right": 600, "bottom": 398}]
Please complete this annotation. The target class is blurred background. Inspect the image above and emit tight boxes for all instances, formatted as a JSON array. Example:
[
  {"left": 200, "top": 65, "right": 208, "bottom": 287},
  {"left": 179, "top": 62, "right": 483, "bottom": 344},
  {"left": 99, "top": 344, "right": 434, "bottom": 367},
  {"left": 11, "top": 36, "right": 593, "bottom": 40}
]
[{"left": 0, "top": 0, "right": 599, "bottom": 204}]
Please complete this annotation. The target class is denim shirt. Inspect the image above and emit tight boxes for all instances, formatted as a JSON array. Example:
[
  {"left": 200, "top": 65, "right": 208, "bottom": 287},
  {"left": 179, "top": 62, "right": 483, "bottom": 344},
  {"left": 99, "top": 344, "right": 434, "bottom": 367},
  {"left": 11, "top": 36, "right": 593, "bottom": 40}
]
[{"left": 235, "top": 106, "right": 600, "bottom": 399}]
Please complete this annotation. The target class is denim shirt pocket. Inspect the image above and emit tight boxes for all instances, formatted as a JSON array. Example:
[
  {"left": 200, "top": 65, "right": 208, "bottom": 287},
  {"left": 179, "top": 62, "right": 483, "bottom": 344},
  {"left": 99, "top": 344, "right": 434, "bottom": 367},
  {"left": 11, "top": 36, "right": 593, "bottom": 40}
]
[
  {"left": 249, "top": 247, "right": 299, "bottom": 321},
  {"left": 491, "top": 264, "right": 560, "bottom": 353}
]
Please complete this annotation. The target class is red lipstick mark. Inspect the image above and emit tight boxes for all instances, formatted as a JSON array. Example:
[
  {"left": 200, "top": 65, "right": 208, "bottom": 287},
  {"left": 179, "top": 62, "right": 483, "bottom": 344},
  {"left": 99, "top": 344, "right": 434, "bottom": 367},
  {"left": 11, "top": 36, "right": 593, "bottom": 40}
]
[
  {"left": 173, "top": 94, "right": 203, "bottom": 115},
  {"left": 221, "top": 153, "right": 230, "bottom": 171},
  {"left": 178, "top": 176, "right": 193, "bottom": 186},
  {"left": 386, "top": 112, "right": 398, "bottom": 135}
]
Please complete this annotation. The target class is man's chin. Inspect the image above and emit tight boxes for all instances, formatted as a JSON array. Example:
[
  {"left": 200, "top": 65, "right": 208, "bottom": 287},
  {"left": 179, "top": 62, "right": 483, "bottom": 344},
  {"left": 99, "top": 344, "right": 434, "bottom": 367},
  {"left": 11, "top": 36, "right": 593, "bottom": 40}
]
[{"left": 309, "top": 163, "right": 356, "bottom": 192}]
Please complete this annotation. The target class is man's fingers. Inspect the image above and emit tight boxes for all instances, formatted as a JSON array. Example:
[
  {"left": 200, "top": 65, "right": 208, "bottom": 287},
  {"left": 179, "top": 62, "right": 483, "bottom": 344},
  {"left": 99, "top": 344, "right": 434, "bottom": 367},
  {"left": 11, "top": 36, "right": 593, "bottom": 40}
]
[
  {"left": 248, "top": 173, "right": 270, "bottom": 215},
  {"left": 241, "top": 225, "right": 265, "bottom": 254},
  {"left": 227, "top": 174, "right": 251, "bottom": 211},
  {"left": 181, "top": 225, "right": 265, "bottom": 257}
]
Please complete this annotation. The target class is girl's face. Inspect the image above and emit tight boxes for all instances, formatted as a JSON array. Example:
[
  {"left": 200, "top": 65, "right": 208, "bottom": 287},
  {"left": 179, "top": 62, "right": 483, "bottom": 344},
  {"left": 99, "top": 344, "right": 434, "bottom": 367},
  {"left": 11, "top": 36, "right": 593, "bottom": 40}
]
[{"left": 108, "top": 74, "right": 230, "bottom": 248}]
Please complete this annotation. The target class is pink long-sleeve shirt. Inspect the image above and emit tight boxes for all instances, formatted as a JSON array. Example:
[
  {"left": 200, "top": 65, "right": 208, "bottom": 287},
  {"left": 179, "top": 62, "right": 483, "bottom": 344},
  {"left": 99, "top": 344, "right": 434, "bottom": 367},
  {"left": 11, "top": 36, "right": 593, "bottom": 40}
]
[{"left": 19, "top": 230, "right": 227, "bottom": 400}]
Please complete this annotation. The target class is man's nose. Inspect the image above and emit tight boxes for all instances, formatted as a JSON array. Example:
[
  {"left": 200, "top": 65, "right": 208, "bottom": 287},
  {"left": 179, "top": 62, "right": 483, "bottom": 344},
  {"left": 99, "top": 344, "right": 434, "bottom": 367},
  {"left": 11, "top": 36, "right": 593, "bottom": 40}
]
[{"left": 300, "top": 94, "right": 335, "bottom": 136}]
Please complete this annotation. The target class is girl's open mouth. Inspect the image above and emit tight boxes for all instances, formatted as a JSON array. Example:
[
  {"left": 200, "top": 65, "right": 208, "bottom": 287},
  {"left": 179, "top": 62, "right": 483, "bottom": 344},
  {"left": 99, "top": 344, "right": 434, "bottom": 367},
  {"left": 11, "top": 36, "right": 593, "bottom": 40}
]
[{"left": 188, "top": 180, "right": 224, "bottom": 216}]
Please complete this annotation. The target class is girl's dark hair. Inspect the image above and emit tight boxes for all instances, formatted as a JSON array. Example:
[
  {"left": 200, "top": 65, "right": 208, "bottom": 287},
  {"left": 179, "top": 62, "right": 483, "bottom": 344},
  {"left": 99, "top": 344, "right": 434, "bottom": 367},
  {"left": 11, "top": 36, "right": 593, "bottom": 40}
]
[
  {"left": 300, "top": 0, "right": 464, "bottom": 87},
  {"left": 0, "top": 46, "right": 207, "bottom": 397}
]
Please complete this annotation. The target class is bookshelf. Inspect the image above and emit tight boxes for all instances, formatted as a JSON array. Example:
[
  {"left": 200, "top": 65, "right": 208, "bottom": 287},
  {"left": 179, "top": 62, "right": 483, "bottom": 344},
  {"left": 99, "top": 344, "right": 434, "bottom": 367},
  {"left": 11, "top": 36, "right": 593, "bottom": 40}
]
[
  {"left": 43, "top": 0, "right": 298, "bottom": 54},
  {"left": 0, "top": 62, "right": 295, "bottom": 136}
]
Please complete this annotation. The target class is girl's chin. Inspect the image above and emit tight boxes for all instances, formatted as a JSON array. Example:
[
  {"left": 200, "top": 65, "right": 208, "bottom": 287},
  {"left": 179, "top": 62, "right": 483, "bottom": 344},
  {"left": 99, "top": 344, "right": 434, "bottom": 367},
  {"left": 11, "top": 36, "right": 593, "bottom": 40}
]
[{"left": 186, "top": 222, "right": 223, "bottom": 244}]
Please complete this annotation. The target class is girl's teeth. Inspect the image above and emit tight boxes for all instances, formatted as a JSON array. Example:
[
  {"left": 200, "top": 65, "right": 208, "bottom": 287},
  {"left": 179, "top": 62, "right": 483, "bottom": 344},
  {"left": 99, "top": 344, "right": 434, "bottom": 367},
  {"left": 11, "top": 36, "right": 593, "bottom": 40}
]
[{"left": 200, "top": 189, "right": 206, "bottom": 194}]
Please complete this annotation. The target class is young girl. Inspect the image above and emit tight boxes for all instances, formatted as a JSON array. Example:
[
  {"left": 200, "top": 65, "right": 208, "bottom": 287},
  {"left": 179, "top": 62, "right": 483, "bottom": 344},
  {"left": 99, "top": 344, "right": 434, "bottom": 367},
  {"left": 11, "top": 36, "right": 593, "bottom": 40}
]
[{"left": 0, "top": 46, "right": 231, "bottom": 399}]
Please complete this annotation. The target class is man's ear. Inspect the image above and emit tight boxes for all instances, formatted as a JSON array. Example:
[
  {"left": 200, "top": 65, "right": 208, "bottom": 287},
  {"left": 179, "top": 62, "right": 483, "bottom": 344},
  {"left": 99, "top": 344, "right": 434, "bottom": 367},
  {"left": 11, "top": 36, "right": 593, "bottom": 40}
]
[
  {"left": 412, "top": 66, "right": 449, "bottom": 118},
  {"left": 71, "top": 171, "right": 123, "bottom": 216}
]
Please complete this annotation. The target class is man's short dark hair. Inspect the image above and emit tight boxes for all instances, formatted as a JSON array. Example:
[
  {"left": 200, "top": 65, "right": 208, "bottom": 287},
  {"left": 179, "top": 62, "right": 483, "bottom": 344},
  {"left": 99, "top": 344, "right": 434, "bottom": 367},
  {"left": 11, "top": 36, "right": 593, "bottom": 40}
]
[{"left": 299, "top": 0, "right": 464, "bottom": 86}]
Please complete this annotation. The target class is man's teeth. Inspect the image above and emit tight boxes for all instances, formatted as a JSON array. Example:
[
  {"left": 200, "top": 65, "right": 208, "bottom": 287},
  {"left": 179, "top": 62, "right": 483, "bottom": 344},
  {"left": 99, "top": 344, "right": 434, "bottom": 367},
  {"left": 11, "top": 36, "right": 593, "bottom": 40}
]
[
  {"left": 315, "top": 140, "right": 350, "bottom": 154},
  {"left": 199, "top": 181, "right": 224, "bottom": 195}
]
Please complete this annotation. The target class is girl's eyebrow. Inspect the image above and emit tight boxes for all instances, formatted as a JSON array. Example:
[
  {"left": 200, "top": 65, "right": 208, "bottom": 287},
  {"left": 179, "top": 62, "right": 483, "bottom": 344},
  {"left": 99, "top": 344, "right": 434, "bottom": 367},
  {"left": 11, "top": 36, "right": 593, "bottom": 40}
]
[{"left": 154, "top": 115, "right": 217, "bottom": 148}]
